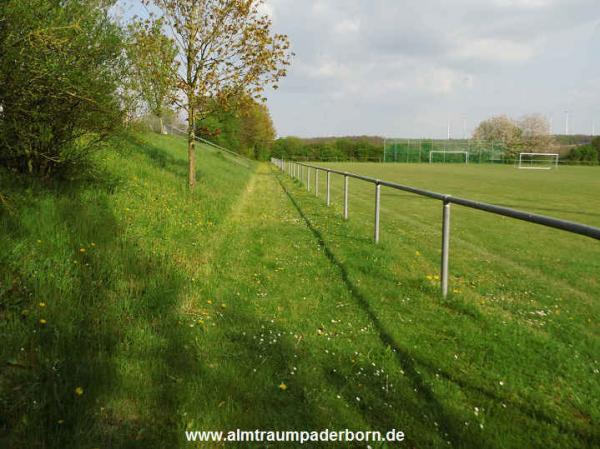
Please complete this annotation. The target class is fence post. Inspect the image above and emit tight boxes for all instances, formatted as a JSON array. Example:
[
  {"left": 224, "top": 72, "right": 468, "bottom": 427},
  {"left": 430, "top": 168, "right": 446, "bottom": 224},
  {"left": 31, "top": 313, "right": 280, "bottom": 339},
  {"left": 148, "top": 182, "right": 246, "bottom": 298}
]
[
  {"left": 315, "top": 169, "right": 319, "bottom": 196},
  {"left": 307, "top": 167, "right": 311, "bottom": 192},
  {"left": 374, "top": 182, "right": 381, "bottom": 243},
  {"left": 343, "top": 175, "right": 349, "bottom": 220},
  {"left": 326, "top": 171, "right": 331, "bottom": 206},
  {"left": 441, "top": 197, "right": 451, "bottom": 297}
]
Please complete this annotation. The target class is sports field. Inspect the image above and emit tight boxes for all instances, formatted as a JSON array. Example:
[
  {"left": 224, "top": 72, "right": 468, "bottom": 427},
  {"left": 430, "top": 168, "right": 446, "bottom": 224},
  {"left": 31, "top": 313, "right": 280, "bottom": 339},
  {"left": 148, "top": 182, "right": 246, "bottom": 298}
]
[
  {"left": 311, "top": 162, "right": 600, "bottom": 298},
  {"left": 280, "top": 161, "right": 600, "bottom": 447}
]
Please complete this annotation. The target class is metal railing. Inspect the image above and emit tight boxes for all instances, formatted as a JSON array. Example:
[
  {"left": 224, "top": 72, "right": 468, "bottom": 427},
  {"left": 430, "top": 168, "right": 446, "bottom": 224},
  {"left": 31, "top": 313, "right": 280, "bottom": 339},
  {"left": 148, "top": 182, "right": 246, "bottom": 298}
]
[
  {"left": 165, "top": 125, "right": 253, "bottom": 168},
  {"left": 271, "top": 158, "right": 600, "bottom": 297}
]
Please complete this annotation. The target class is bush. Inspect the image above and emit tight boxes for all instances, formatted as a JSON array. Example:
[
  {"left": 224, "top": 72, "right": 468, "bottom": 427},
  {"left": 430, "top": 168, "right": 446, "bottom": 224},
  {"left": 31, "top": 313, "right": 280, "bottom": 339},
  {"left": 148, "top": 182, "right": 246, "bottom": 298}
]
[
  {"left": 0, "top": 0, "right": 125, "bottom": 177},
  {"left": 568, "top": 144, "right": 599, "bottom": 164}
]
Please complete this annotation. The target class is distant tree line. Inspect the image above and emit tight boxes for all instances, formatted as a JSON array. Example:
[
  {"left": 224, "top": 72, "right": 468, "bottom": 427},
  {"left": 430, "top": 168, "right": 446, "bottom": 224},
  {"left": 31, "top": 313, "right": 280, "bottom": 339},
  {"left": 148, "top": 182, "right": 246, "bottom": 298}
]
[{"left": 272, "top": 136, "right": 384, "bottom": 161}]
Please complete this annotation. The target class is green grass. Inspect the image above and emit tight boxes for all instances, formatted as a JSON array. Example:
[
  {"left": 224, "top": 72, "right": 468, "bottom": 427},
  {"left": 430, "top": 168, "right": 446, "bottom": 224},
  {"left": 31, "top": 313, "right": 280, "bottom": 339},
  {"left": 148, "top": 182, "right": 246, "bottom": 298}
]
[{"left": 1, "top": 136, "right": 598, "bottom": 448}]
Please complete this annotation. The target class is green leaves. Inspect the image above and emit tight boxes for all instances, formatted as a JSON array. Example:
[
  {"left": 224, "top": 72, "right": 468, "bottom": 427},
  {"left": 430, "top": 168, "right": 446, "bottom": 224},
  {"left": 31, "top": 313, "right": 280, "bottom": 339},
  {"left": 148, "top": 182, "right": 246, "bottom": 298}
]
[
  {"left": 126, "top": 17, "right": 179, "bottom": 131},
  {"left": 148, "top": 0, "right": 293, "bottom": 186},
  {"left": 0, "top": 0, "right": 126, "bottom": 177}
]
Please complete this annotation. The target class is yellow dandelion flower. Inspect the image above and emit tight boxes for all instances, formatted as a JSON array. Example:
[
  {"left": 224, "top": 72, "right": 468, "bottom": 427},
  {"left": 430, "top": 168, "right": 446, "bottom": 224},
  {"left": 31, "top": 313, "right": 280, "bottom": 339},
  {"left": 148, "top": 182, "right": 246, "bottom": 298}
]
[
  {"left": 39, "top": 318, "right": 47, "bottom": 325},
  {"left": 207, "top": 300, "right": 213, "bottom": 305},
  {"left": 433, "top": 275, "right": 440, "bottom": 281},
  {"left": 74, "top": 387, "right": 84, "bottom": 396},
  {"left": 415, "top": 251, "right": 421, "bottom": 256},
  {"left": 38, "top": 302, "right": 46, "bottom": 308},
  {"left": 37, "top": 240, "right": 42, "bottom": 244},
  {"left": 278, "top": 383, "right": 287, "bottom": 391},
  {"left": 79, "top": 248, "right": 86, "bottom": 253},
  {"left": 91, "top": 242, "right": 96, "bottom": 247},
  {"left": 220, "top": 303, "right": 227, "bottom": 309},
  {"left": 453, "top": 289, "right": 460, "bottom": 294},
  {"left": 426, "top": 275, "right": 433, "bottom": 281}
]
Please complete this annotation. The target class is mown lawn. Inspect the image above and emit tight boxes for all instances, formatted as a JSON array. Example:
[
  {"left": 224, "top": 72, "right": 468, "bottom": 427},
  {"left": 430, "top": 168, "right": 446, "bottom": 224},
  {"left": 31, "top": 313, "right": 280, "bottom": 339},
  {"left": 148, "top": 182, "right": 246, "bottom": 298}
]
[{"left": 1, "top": 136, "right": 598, "bottom": 449}]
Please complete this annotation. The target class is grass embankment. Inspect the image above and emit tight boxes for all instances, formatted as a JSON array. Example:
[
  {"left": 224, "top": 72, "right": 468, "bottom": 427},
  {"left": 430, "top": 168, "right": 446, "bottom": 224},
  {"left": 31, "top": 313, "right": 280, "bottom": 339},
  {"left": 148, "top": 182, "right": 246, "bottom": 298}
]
[{"left": 1, "top": 136, "right": 598, "bottom": 448}]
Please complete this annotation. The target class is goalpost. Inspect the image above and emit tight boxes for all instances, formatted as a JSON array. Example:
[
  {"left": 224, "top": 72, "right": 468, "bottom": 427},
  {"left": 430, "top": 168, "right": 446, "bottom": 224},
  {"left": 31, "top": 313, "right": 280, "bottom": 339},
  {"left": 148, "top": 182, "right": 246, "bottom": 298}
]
[
  {"left": 518, "top": 153, "right": 559, "bottom": 170},
  {"left": 429, "top": 151, "right": 469, "bottom": 164}
]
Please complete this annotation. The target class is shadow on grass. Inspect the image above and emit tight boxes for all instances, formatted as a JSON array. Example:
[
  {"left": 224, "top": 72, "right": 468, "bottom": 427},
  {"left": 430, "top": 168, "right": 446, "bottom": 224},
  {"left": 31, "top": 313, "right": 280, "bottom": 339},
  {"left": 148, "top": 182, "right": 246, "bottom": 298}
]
[
  {"left": 275, "top": 172, "right": 598, "bottom": 448},
  {"left": 124, "top": 135, "right": 189, "bottom": 179},
  {"left": 275, "top": 173, "right": 471, "bottom": 448},
  {"left": 0, "top": 162, "right": 326, "bottom": 448},
  {"left": 0, "top": 179, "right": 197, "bottom": 447}
]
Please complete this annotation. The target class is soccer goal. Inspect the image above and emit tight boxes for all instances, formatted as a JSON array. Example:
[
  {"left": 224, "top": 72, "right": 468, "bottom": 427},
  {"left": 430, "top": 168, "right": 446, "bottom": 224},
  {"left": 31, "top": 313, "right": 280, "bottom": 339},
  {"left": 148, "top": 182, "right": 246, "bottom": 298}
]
[
  {"left": 429, "top": 151, "right": 469, "bottom": 164},
  {"left": 517, "top": 153, "right": 559, "bottom": 170}
]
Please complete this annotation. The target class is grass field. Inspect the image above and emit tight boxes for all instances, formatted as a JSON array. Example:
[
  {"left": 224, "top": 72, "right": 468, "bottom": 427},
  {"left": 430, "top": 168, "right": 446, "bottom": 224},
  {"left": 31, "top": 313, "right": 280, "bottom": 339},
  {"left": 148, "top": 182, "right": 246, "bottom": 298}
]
[{"left": 1, "top": 135, "right": 599, "bottom": 448}]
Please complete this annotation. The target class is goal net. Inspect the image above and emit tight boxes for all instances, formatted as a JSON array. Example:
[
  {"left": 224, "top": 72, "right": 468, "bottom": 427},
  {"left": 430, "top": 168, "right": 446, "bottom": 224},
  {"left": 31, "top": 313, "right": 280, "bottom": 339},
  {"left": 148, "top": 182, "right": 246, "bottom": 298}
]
[
  {"left": 518, "top": 153, "right": 559, "bottom": 170},
  {"left": 428, "top": 151, "right": 469, "bottom": 164}
]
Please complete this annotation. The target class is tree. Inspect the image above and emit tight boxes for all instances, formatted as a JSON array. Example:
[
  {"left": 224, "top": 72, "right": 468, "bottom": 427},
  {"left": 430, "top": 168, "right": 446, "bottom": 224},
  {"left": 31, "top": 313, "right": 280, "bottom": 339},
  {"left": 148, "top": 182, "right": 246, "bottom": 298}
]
[
  {"left": 473, "top": 115, "right": 522, "bottom": 156},
  {"left": 518, "top": 114, "right": 554, "bottom": 153},
  {"left": 145, "top": 0, "right": 292, "bottom": 189},
  {"left": 127, "top": 18, "right": 178, "bottom": 134},
  {"left": 0, "top": 0, "right": 125, "bottom": 177},
  {"left": 195, "top": 95, "right": 276, "bottom": 160},
  {"left": 238, "top": 98, "right": 276, "bottom": 159}
]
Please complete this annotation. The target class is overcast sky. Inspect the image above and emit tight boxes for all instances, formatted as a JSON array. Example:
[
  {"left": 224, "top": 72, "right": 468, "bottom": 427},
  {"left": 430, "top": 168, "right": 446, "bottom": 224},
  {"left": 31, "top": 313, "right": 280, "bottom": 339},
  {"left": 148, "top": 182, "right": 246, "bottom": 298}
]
[{"left": 118, "top": 0, "right": 600, "bottom": 138}]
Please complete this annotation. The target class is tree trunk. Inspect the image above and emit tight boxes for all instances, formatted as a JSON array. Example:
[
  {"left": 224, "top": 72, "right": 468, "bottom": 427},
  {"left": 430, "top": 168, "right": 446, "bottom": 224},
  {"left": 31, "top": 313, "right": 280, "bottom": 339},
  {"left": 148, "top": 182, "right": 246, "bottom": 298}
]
[
  {"left": 188, "top": 106, "right": 196, "bottom": 190},
  {"left": 159, "top": 116, "right": 167, "bottom": 135}
]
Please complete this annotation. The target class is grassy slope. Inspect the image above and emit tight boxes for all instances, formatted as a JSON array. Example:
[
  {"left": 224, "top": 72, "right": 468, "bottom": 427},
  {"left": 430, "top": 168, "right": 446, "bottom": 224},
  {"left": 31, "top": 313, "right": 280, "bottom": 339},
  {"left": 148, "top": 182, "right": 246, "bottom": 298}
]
[
  {"left": 0, "top": 133, "right": 255, "bottom": 447},
  {"left": 1, "top": 137, "right": 598, "bottom": 448}
]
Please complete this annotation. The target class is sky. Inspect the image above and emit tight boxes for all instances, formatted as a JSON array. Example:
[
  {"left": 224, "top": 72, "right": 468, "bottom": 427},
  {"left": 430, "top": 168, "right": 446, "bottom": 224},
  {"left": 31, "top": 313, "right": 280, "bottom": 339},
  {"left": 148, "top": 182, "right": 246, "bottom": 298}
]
[{"left": 116, "top": 0, "right": 600, "bottom": 138}]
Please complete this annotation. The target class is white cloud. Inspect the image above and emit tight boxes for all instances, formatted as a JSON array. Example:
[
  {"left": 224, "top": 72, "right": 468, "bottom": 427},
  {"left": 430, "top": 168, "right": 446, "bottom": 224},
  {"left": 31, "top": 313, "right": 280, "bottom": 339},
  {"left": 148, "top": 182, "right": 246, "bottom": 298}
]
[
  {"left": 257, "top": 1, "right": 274, "bottom": 18},
  {"left": 262, "top": 0, "right": 600, "bottom": 136},
  {"left": 417, "top": 68, "right": 472, "bottom": 95},
  {"left": 334, "top": 18, "right": 360, "bottom": 35},
  {"left": 493, "top": 0, "right": 555, "bottom": 8},
  {"left": 453, "top": 38, "right": 535, "bottom": 63}
]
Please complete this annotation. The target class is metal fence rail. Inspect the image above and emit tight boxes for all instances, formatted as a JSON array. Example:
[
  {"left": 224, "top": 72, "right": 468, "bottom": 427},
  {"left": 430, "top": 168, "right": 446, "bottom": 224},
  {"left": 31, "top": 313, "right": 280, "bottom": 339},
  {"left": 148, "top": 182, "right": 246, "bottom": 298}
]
[
  {"left": 271, "top": 158, "right": 600, "bottom": 297},
  {"left": 166, "top": 125, "right": 253, "bottom": 168}
]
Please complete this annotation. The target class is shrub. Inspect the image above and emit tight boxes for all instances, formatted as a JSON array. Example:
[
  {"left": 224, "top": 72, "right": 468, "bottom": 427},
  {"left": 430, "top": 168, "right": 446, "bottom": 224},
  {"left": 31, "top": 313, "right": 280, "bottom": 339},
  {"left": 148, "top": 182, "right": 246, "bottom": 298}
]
[
  {"left": 568, "top": 144, "right": 599, "bottom": 164},
  {"left": 0, "top": 0, "right": 125, "bottom": 177}
]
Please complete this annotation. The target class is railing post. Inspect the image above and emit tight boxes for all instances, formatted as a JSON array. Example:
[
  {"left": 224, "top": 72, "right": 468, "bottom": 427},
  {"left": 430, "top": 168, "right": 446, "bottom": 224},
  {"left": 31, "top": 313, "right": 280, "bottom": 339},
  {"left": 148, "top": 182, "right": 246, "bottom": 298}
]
[
  {"left": 343, "top": 175, "right": 349, "bottom": 220},
  {"left": 326, "top": 171, "right": 331, "bottom": 206},
  {"left": 374, "top": 182, "right": 381, "bottom": 243},
  {"left": 307, "top": 167, "right": 311, "bottom": 192},
  {"left": 315, "top": 169, "right": 319, "bottom": 196},
  {"left": 441, "top": 197, "right": 451, "bottom": 297}
]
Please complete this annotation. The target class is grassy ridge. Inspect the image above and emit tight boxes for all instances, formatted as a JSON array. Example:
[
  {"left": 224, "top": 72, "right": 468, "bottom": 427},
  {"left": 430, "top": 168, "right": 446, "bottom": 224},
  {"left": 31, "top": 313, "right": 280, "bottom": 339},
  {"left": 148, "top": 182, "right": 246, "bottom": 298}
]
[{"left": 1, "top": 136, "right": 598, "bottom": 448}]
